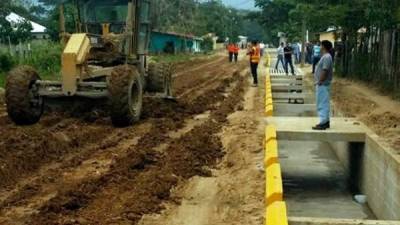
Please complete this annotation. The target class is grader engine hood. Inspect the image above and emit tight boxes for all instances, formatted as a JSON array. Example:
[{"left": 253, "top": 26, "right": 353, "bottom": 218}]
[{"left": 62, "top": 33, "right": 91, "bottom": 96}]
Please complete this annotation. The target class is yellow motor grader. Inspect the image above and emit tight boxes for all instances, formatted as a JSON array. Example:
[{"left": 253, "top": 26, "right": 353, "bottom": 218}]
[{"left": 5, "top": 0, "right": 173, "bottom": 127}]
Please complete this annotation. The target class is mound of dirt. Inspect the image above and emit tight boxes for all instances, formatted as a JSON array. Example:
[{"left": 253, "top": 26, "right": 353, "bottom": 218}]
[
  {"left": 332, "top": 79, "right": 400, "bottom": 152},
  {"left": 27, "top": 70, "right": 246, "bottom": 225}
]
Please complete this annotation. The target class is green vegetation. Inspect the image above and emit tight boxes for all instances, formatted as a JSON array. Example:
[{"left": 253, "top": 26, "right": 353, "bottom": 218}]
[
  {"left": 0, "top": 72, "right": 5, "bottom": 88},
  {"left": 0, "top": 41, "right": 62, "bottom": 87},
  {"left": 32, "top": 0, "right": 264, "bottom": 42},
  {"left": 254, "top": 0, "right": 400, "bottom": 97}
]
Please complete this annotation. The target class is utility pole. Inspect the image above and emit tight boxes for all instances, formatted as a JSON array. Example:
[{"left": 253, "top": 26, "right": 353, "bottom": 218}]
[
  {"left": 59, "top": 4, "right": 66, "bottom": 46},
  {"left": 301, "top": 19, "right": 306, "bottom": 67}
]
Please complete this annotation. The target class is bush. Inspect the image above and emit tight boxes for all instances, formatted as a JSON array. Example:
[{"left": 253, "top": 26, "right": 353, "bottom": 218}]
[
  {"left": 201, "top": 37, "right": 214, "bottom": 53},
  {"left": 0, "top": 53, "right": 15, "bottom": 73},
  {"left": 22, "top": 42, "right": 62, "bottom": 78}
]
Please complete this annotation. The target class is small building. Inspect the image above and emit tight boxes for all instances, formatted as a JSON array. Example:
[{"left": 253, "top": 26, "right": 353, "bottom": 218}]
[
  {"left": 6, "top": 12, "right": 49, "bottom": 39},
  {"left": 150, "top": 31, "right": 203, "bottom": 54},
  {"left": 319, "top": 27, "right": 341, "bottom": 46},
  {"left": 238, "top": 35, "right": 248, "bottom": 49}
]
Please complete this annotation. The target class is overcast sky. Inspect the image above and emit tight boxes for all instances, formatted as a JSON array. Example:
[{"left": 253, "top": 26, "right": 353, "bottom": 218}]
[{"left": 222, "top": 0, "right": 256, "bottom": 10}]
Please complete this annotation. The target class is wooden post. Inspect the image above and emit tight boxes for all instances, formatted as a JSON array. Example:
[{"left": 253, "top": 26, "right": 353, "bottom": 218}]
[
  {"left": 59, "top": 4, "right": 66, "bottom": 45},
  {"left": 8, "top": 36, "right": 12, "bottom": 56},
  {"left": 301, "top": 19, "right": 306, "bottom": 67}
]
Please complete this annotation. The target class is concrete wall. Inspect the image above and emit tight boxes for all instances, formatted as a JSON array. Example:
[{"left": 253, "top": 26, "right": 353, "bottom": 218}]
[
  {"left": 319, "top": 32, "right": 336, "bottom": 46},
  {"left": 329, "top": 134, "right": 400, "bottom": 220}
]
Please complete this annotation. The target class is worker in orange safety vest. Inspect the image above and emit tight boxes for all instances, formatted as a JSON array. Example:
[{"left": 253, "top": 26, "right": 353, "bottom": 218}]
[
  {"left": 227, "top": 43, "right": 235, "bottom": 62},
  {"left": 233, "top": 44, "right": 240, "bottom": 63},
  {"left": 247, "top": 40, "right": 261, "bottom": 87}
]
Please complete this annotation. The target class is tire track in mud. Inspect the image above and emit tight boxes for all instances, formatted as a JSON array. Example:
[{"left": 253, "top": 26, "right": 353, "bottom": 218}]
[
  {"left": 0, "top": 55, "right": 232, "bottom": 193},
  {"left": 0, "top": 55, "right": 246, "bottom": 224},
  {"left": 174, "top": 56, "right": 225, "bottom": 78},
  {"left": 26, "top": 71, "right": 247, "bottom": 225}
]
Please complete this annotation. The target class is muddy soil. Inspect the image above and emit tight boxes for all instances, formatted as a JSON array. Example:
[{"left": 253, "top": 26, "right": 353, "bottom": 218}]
[
  {"left": 139, "top": 68, "right": 266, "bottom": 225},
  {"left": 0, "top": 55, "right": 250, "bottom": 224}
]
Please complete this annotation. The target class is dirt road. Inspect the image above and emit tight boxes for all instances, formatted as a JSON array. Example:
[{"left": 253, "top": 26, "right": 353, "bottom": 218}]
[
  {"left": 0, "top": 54, "right": 264, "bottom": 225},
  {"left": 331, "top": 78, "right": 400, "bottom": 152}
]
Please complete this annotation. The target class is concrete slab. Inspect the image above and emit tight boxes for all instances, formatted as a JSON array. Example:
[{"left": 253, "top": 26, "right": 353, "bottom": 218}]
[
  {"left": 272, "top": 80, "right": 304, "bottom": 85},
  {"left": 272, "top": 93, "right": 314, "bottom": 100},
  {"left": 265, "top": 117, "right": 368, "bottom": 142},
  {"left": 269, "top": 68, "right": 304, "bottom": 76},
  {"left": 275, "top": 104, "right": 316, "bottom": 117},
  {"left": 289, "top": 217, "right": 400, "bottom": 225},
  {"left": 271, "top": 75, "right": 304, "bottom": 80},
  {"left": 272, "top": 85, "right": 305, "bottom": 92}
]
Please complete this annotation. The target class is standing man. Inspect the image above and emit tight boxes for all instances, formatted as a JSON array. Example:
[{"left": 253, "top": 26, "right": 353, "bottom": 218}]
[
  {"left": 292, "top": 42, "right": 300, "bottom": 64},
  {"left": 284, "top": 43, "right": 295, "bottom": 76},
  {"left": 312, "top": 42, "right": 321, "bottom": 73},
  {"left": 247, "top": 40, "right": 260, "bottom": 87},
  {"left": 227, "top": 43, "right": 235, "bottom": 63},
  {"left": 233, "top": 43, "right": 240, "bottom": 63},
  {"left": 297, "top": 42, "right": 302, "bottom": 63},
  {"left": 275, "top": 42, "right": 285, "bottom": 70},
  {"left": 313, "top": 40, "right": 334, "bottom": 130},
  {"left": 306, "top": 42, "right": 313, "bottom": 64}
]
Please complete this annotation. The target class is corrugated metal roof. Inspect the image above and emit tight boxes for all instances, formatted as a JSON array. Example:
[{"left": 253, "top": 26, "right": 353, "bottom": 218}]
[{"left": 6, "top": 12, "right": 47, "bottom": 33}]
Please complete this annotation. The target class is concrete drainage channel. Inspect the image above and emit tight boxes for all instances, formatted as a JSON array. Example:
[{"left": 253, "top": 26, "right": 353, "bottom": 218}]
[{"left": 264, "top": 54, "right": 400, "bottom": 225}]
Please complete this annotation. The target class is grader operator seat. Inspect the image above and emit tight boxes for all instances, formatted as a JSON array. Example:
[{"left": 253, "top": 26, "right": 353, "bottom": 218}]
[{"left": 5, "top": 0, "right": 174, "bottom": 127}]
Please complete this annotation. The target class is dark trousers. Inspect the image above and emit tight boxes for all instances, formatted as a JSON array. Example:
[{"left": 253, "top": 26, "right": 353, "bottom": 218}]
[
  {"left": 234, "top": 53, "right": 238, "bottom": 62},
  {"left": 229, "top": 52, "right": 234, "bottom": 62},
  {"left": 250, "top": 62, "right": 259, "bottom": 84},
  {"left": 312, "top": 56, "right": 321, "bottom": 73},
  {"left": 285, "top": 58, "right": 295, "bottom": 75}
]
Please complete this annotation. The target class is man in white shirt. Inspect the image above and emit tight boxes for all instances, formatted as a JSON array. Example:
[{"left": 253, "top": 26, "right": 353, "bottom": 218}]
[{"left": 275, "top": 42, "right": 285, "bottom": 70}]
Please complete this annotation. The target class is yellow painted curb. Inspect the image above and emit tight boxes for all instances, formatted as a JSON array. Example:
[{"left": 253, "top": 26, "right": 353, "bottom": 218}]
[
  {"left": 265, "top": 139, "right": 278, "bottom": 168},
  {"left": 266, "top": 105, "right": 274, "bottom": 117},
  {"left": 266, "top": 201, "right": 289, "bottom": 225},
  {"left": 266, "top": 163, "right": 283, "bottom": 205},
  {"left": 265, "top": 125, "right": 277, "bottom": 142}
]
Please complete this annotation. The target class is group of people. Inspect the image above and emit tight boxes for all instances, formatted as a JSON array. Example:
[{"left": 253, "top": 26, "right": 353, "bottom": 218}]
[
  {"left": 276, "top": 40, "right": 335, "bottom": 130},
  {"left": 226, "top": 41, "right": 263, "bottom": 87},
  {"left": 229, "top": 39, "right": 335, "bottom": 131},
  {"left": 275, "top": 42, "right": 297, "bottom": 76},
  {"left": 227, "top": 43, "right": 240, "bottom": 63},
  {"left": 275, "top": 41, "right": 335, "bottom": 76}
]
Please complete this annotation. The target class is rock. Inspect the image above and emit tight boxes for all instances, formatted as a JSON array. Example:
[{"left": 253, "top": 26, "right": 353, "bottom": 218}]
[{"left": 53, "top": 132, "right": 72, "bottom": 144}]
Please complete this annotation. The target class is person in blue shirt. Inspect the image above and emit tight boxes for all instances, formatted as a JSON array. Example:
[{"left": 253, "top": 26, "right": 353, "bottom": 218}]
[
  {"left": 312, "top": 42, "right": 321, "bottom": 73},
  {"left": 312, "top": 40, "right": 334, "bottom": 130},
  {"left": 292, "top": 42, "right": 300, "bottom": 64}
]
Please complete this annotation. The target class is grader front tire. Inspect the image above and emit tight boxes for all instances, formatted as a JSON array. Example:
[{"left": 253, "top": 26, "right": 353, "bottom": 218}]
[
  {"left": 5, "top": 66, "right": 43, "bottom": 125},
  {"left": 108, "top": 65, "right": 143, "bottom": 127}
]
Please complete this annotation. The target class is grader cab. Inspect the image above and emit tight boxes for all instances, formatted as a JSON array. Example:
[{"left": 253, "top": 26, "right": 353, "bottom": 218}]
[{"left": 5, "top": 0, "right": 173, "bottom": 127}]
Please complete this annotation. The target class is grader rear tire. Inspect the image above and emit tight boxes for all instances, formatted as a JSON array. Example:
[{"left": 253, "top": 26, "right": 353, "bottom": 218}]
[
  {"left": 108, "top": 65, "right": 143, "bottom": 127},
  {"left": 147, "top": 62, "right": 173, "bottom": 96},
  {"left": 5, "top": 66, "right": 43, "bottom": 125}
]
